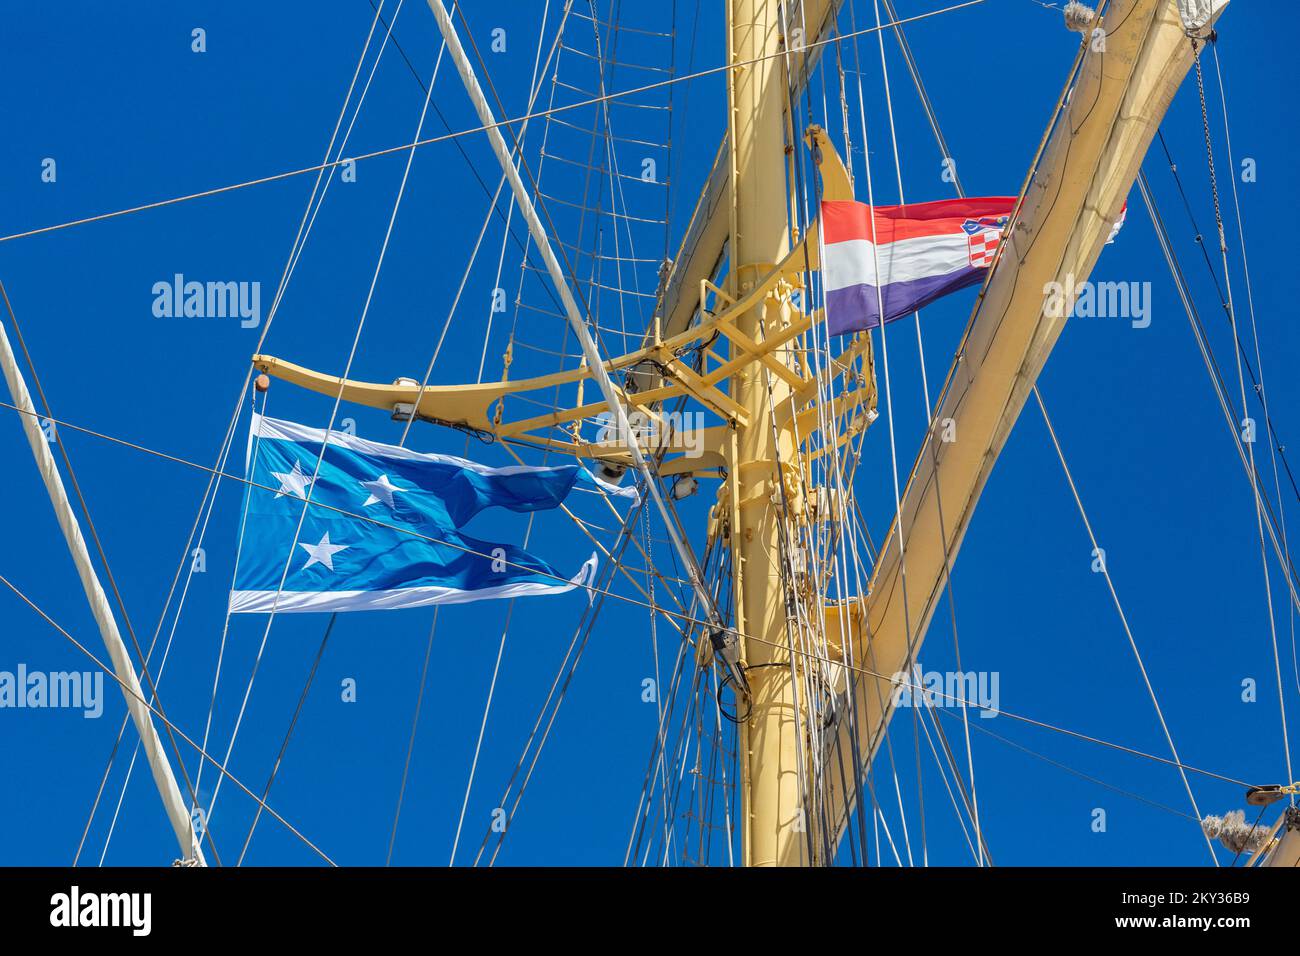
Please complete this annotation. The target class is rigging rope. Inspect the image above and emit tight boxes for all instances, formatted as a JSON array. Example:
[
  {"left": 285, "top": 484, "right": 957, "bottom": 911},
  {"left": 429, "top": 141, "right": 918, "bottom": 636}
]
[
  {"left": 846, "top": 4, "right": 923, "bottom": 867},
  {"left": 1209, "top": 44, "right": 1300, "bottom": 706},
  {"left": 473, "top": 501, "right": 651, "bottom": 866},
  {"left": 0, "top": 280, "right": 220, "bottom": 865},
  {"left": 206, "top": 0, "right": 450, "bottom": 835},
  {"left": 95, "top": 389, "right": 253, "bottom": 866},
  {"left": 404, "top": 0, "right": 564, "bottom": 869},
  {"left": 0, "top": 357, "right": 1243, "bottom": 868},
  {"left": 0, "top": 3, "right": 991, "bottom": 249},
  {"left": 936, "top": 704, "right": 1201, "bottom": 824},
  {"left": 396, "top": 0, "right": 568, "bottom": 448},
  {"left": 95, "top": 0, "right": 406, "bottom": 864},
  {"left": 235, "top": 612, "right": 336, "bottom": 864},
  {"left": 777, "top": 0, "right": 849, "bottom": 863},
  {"left": 191, "top": 4, "right": 406, "bottom": 850},
  {"left": 385, "top": 608, "right": 440, "bottom": 865},
  {"left": 0, "top": 570, "right": 336, "bottom": 864},
  {"left": 366, "top": 0, "right": 564, "bottom": 321},
  {"left": 1192, "top": 38, "right": 1294, "bottom": 793},
  {"left": 867, "top": 0, "right": 985, "bottom": 865},
  {"left": 1032, "top": 387, "right": 1219, "bottom": 865}
]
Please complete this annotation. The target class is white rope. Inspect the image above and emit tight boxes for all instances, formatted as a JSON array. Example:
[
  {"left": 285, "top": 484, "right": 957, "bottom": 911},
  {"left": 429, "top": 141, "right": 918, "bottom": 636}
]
[
  {"left": 0, "top": 570, "right": 336, "bottom": 864},
  {"left": 95, "top": 389, "right": 252, "bottom": 864},
  {"left": 394, "top": 0, "right": 561, "bottom": 860},
  {"left": 869, "top": 0, "right": 985, "bottom": 866},
  {"left": 782, "top": 0, "right": 877, "bottom": 863},
  {"left": 1207, "top": 44, "right": 1296, "bottom": 790},
  {"left": 642, "top": 646, "right": 701, "bottom": 866},
  {"left": 70, "top": 355, "right": 251, "bottom": 864},
  {"left": 776, "top": 1, "right": 843, "bottom": 859},
  {"left": 427, "top": 0, "right": 726, "bottom": 667},
  {"left": 915, "top": 703, "right": 980, "bottom": 861},
  {"left": 191, "top": 4, "right": 402, "bottom": 831},
  {"left": 643, "top": 499, "right": 674, "bottom": 860},
  {"left": 1031, "top": 387, "right": 1218, "bottom": 865},
  {"left": 76, "top": 0, "right": 396, "bottom": 845},
  {"left": 624, "top": 592, "right": 702, "bottom": 865},
  {"left": 397, "top": 0, "right": 564, "bottom": 448},
  {"left": 808, "top": 188, "right": 883, "bottom": 863},
  {"left": 1196, "top": 48, "right": 1292, "bottom": 793},
  {"left": 585, "top": 5, "right": 667, "bottom": 342},
  {"left": 447, "top": 594, "right": 517, "bottom": 864},
  {"left": 845, "top": 1, "right": 923, "bottom": 867},
  {"left": 190, "top": 409, "right": 269, "bottom": 838},
  {"left": 206, "top": 5, "right": 449, "bottom": 835},
  {"left": 447, "top": 0, "right": 702, "bottom": 863},
  {"left": 0, "top": 2, "right": 991, "bottom": 249},
  {"left": 445, "top": 3, "right": 598, "bottom": 867},
  {"left": 809, "top": 16, "right": 898, "bottom": 864},
  {"left": 0, "top": 315, "right": 206, "bottom": 863}
]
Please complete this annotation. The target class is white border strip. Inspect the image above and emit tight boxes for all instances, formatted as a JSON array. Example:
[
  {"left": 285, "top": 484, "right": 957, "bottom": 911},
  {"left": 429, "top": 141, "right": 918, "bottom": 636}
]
[
  {"left": 248, "top": 412, "right": 638, "bottom": 500},
  {"left": 822, "top": 233, "right": 971, "bottom": 291},
  {"left": 230, "top": 553, "right": 598, "bottom": 613}
]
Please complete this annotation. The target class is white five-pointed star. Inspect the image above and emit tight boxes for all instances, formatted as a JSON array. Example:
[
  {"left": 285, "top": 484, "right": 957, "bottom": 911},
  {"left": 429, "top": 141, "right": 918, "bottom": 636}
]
[
  {"left": 271, "top": 460, "right": 314, "bottom": 499},
  {"left": 361, "top": 473, "right": 406, "bottom": 509},
  {"left": 298, "top": 531, "right": 348, "bottom": 571}
]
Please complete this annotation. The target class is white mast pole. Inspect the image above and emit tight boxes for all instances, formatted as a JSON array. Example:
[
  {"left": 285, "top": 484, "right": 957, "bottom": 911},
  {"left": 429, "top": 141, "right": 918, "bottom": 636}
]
[
  {"left": 424, "top": 0, "right": 726, "bottom": 636},
  {"left": 0, "top": 316, "right": 206, "bottom": 866}
]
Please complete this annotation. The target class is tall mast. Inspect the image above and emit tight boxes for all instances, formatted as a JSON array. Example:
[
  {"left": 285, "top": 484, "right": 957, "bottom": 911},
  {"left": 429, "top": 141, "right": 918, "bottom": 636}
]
[
  {"left": 0, "top": 316, "right": 206, "bottom": 865},
  {"left": 726, "top": 0, "right": 805, "bottom": 866}
]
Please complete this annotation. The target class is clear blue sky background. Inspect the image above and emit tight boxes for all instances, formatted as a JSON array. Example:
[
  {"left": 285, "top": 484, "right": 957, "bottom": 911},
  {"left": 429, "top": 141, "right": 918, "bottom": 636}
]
[{"left": 0, "top": 0, "right": 1295, "bottom": 866}]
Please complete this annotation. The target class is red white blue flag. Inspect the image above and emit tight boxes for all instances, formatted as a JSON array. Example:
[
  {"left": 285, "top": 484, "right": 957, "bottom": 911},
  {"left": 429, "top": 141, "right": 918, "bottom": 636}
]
[{"left": 821, "top": 197, "right": 1018, "bottom": 335}]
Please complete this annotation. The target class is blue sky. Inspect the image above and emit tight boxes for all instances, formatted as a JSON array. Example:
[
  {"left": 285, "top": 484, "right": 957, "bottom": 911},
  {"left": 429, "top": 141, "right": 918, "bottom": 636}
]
[{"left": 0, "top": 0, "right": 1295, "bottom": 866}]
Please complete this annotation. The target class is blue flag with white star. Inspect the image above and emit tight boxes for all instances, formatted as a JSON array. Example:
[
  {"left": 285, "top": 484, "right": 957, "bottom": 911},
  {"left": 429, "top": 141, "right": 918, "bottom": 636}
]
[{"left": 228, "top": 413, "right": 625, "bottom": 613}]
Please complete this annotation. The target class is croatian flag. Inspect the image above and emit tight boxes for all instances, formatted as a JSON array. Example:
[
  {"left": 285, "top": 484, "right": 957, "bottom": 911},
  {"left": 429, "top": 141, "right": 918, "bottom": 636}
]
[
  {"left": 228, "top": 413, "right": 627, "bottom": 613},
  {"left": 821, "top": 197, "right": 1018, "bottom": 335}
]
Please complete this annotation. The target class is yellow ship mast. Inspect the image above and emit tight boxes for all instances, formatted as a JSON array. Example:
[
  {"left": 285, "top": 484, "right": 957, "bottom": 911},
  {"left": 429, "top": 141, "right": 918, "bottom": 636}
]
[{"left": 725, "top": 0, "right": 804, "bottom": 868}]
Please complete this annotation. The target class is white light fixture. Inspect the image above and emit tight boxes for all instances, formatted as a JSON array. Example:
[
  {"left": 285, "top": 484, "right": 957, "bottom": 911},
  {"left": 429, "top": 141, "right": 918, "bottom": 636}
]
[{"left": 671, "top": 474, "right": 698, "bottom": 500}]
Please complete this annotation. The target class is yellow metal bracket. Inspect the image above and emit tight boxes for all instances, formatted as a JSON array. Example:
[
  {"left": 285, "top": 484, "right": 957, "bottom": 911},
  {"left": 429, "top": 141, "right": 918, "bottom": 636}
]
[{"left": 251, "top": 125, "right": 877, "bottom": 486}]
